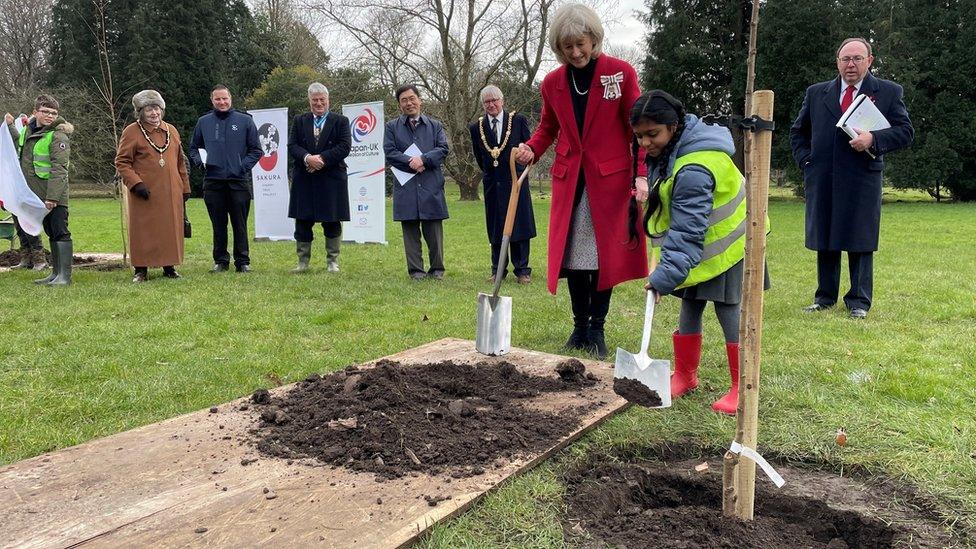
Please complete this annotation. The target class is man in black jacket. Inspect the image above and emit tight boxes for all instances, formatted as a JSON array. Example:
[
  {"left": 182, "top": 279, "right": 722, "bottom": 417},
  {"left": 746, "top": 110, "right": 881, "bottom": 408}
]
[
  {"left": 287, "top": 82, "right": 351, "bottom": 273},
  {"left": 189, "top": 85, "right": 262, "bottom": 273}
]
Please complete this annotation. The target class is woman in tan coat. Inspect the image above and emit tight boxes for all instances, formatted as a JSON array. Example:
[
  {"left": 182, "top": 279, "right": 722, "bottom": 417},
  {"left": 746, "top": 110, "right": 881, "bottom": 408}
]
[{"left": 115, "top": 90, "right": 191, "bottom": 282}]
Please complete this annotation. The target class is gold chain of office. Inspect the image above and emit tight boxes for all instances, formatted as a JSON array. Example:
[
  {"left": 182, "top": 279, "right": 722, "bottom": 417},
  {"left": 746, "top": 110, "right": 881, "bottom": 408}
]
[
  {"left": 137, "top": 121, "right": 171, "bottom": 167},
  {"left": 478, "top": 111, "right": 515, "bottom": 167}
]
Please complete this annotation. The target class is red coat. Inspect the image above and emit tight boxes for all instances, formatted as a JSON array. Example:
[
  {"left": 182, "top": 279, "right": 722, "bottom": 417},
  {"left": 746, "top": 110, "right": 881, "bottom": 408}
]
[{"left": 526, "top": 55, "right": 649, "bottom": 294}]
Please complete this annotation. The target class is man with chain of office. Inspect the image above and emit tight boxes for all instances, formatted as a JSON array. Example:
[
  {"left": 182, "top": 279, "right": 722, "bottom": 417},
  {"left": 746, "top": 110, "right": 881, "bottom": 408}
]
[{"left": 468, "top": 85, "right": 536, "bottom": 284}]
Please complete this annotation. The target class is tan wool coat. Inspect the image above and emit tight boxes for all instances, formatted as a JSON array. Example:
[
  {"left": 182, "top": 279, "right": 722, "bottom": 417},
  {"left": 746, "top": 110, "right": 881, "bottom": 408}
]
[{"left": 115, "top": 121, "right": 191, "bottom": 267}]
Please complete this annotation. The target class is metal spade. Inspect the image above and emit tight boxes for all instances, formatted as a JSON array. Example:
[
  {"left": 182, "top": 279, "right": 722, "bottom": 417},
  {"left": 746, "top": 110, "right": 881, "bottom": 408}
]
[
  {"left": 613, "top": 264, "right": 672, "bottom": 408},
  {"left": 475, "top": 156, "right": 533, "bottom": 356}
]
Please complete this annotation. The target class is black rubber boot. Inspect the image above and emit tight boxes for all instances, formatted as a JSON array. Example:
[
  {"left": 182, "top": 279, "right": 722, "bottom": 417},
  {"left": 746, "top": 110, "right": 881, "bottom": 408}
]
[
  {"left": 563, "top": 270, "right": 592, "bottom": 351},
  {"left": 46, "top": 240, "right": 72, "bottom": 286},
  {"left": 34, "top": 240, "right": 58, "bottom": 284},
  {"left": 587, "top": 284, "right": 613, "bottom": 360},
  {"left": 292, "top": 241, "right": 311, "bottom": 273}
]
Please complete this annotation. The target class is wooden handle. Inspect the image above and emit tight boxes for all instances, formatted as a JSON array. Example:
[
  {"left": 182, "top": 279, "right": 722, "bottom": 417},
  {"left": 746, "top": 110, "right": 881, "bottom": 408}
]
[{"left": 504, "top": 151, "right": 532, "bottom": 237}]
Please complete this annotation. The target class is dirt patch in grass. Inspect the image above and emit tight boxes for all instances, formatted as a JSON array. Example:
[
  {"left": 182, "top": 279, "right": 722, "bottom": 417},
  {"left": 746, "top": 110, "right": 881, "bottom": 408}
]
[
  {"left": 251, "top": 359, "right": 599, "bottom": 479},
  {"left": 0, "top": 249, "right": 125, "bottom": 269},
  {"left": 562, "top": 446, "right": 963, "bottom": 548}
]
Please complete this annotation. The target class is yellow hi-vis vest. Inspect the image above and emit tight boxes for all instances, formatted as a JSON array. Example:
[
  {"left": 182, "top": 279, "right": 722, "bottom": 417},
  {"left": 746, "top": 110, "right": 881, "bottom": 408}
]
[
  {"left": 18, "top": 126, "right": 54, "bottom": 180},
  {"left": 649, "top": 150, "right": 750, "bottom": 290}
]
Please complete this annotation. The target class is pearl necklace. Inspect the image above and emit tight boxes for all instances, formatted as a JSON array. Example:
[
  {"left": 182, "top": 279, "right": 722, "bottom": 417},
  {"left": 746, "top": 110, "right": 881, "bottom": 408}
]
[{"left": 570, "top": 71, "right": 588, "bottom": 96}]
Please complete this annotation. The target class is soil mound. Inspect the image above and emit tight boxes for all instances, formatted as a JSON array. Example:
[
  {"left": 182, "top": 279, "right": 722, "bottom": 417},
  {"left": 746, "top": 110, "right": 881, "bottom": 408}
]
[
  {"left": 563, "top": 455, "right": 959, "bottom": 548},
  {"left": 0, "top": 249, "right": 124, "bottom": 269},
  {"left": 612, "top": 378, "right": 662, "bottom": 407},
  {"left": 253, "top": 359, "right": 598, "bottom": 479}
]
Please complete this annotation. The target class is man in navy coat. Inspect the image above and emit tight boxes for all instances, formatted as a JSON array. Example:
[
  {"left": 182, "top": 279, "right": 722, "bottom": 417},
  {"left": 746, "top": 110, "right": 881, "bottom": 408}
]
[
  {"left": 190, "top": 85, "right": 263, "bottom": 273},
  {"left": 384, "top": 84, "right": 450, "bottom": 280},
  {"left": 287, "top": 82, "right": 351, "bottom": 273},
  {"left": 469, "top": 85, "right": 536, "bottom": 284},
  {"left": 790, "top": 37, "right": 913, "bottom": 319}
]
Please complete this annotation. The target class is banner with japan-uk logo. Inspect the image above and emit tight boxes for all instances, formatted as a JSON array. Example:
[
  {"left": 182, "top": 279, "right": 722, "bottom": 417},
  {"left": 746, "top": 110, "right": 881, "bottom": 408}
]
[
  {"left": 341, "top": 101, "right": 387, "bottom": 244},
  {"left": 249, "top": 107, "right": 293, "bottom": 240}
]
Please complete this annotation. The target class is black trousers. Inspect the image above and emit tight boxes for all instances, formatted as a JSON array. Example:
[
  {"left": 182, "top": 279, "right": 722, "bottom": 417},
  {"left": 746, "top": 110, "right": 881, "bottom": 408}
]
[
  {"left": 490, "top": 238, "right": 531, "bottom": 277},
  {"left": 566, "top": 269, "right": 613, "bottom": 329},
  {"left": 203, "top": 181, "right": 251, "bottom": 267},
  {"left": 815, "top": 250, "right": 873, "bottom": 311},
  {"left": 401, "top": 219, "right": 444, "bottom": 275},
  {"left": 42, "top": 206, "right": 71, "bottom": 242},
  {"left": 294, "top": 220, "right": 342, "bottom": 242},
  {"left": 12, "top": 215, "right": 42, "bottom": 250}
]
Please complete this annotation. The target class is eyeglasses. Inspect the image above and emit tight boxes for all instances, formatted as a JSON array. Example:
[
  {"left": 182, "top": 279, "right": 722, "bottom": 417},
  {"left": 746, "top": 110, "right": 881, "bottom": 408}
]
[
  {"left": 37, "top": 109, "right": 59, "bottom": 116},
  {"left": 838, "top": 55, "right": 867, "bottom": 65},
  {"left": 482, "top": 98, "right": 501, "bottom": 105}
]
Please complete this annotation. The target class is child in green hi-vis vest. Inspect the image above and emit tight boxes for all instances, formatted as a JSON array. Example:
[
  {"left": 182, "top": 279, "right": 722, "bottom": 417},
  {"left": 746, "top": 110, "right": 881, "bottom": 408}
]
[
  {"left": 4, "top": 93, "right": 74, "bottom": 286},
  {"left": 629, "top": 90, "right": 769, "bottom": 416}
]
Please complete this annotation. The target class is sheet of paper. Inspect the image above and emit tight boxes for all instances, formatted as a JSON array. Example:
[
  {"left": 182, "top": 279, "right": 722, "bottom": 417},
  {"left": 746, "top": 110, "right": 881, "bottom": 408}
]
[
  {"left": 198, "top": 148, "right": 208, "bottom": 165},
  {"left": 837, "top": 95, "right": 890, "bottom": 159},
  {"left": 391, "top": 143, "right": 424, "bottom": 185},
  {"left": 391, "top": 166, "right": 414, "bottom": 186}
]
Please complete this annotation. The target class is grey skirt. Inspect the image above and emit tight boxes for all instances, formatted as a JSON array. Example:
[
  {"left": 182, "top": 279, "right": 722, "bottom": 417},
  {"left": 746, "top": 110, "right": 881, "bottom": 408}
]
[{"left": 672, "top": 259, "right": 771, "bottom": 304}]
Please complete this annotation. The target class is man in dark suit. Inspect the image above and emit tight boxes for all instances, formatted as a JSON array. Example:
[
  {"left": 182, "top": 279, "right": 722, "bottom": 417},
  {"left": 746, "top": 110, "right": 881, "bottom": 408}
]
[
  {"left": 790, "top": 37, "right": 914, "bottom": 319},
  {"left": 383, "top": 84, "right": 450, "bottom": 280},
  {"left": 287, "top": 82, "right": 351, "bottom": 273},
  {"left": 469, "top": 85, "right": 536, "bottom": 284}
]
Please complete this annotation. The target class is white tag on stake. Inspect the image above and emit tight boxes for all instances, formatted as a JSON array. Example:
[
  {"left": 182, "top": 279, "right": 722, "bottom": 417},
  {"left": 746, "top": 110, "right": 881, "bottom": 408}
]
[{"left": 729, "top": 441, "right": 786, "bottom": 488}]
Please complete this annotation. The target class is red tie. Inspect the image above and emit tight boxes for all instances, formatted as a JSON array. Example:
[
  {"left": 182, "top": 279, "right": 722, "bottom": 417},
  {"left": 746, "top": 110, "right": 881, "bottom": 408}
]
[{"left": 840, "top": 85, "right": 856, "bottom": 112}]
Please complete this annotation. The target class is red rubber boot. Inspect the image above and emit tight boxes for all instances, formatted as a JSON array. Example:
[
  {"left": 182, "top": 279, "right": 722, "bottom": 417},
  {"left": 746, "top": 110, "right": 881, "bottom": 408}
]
[
  {"left": 670, "top": 331, "right": 702, "bottom": 398},
  {"left": 711, "top": 342, "right": 740, "bottom": 415}
]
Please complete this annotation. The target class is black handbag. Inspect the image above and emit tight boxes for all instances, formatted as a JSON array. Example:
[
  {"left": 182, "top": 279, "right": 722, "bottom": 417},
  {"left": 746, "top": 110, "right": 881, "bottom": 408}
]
[{"left": 184, "top": 213, "right": 191, "bottom": 238}]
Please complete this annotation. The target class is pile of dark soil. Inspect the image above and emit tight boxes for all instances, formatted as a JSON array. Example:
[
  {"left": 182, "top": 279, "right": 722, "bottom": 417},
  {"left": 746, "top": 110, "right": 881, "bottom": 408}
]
[
  {"left": 0, "top": 249, "right": 121, "bottom": 268},
  {"left": 563, "top": 452, "right": 960, "bottom": 548},
  {"left": 612, "top": 378, "right": 662, "bottom": 407},
  {"left": 252, "top": 359, "right": 599, "bottom": 479}
]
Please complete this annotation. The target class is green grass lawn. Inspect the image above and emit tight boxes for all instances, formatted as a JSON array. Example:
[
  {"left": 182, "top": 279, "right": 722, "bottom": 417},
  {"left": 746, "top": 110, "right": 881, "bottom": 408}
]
[{"left": 2, "top": 187, "right": 974, "bottom": 545}]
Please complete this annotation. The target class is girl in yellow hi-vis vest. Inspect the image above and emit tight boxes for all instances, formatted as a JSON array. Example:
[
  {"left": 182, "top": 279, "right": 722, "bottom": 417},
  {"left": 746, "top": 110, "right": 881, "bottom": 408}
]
[{"left": 629, "top": 90, "right": 769, "bottom": 415}]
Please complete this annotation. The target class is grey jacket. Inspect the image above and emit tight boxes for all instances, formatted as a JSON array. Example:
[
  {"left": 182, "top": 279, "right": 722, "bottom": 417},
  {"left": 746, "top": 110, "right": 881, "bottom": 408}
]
[{"left": 648, "top": 114, "right": 736, "bottom": 295}]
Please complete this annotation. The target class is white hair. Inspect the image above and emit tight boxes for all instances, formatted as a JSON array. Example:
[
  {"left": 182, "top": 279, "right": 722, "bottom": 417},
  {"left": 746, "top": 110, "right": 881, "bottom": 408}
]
[
  {"left": 480, "top": 85, "right": 504, "bottom": 103},
  {"left": 549, "top": 3, "right": 604, "bottom": 65},
  {"left": 308, "top": 82, "right": 329, "bottom": 97}
]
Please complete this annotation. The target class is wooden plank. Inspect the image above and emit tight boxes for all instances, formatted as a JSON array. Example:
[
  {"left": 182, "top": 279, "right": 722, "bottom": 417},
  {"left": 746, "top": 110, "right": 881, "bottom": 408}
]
[{"left": 0, "top": 338, "right": 628, "bottom": 548}]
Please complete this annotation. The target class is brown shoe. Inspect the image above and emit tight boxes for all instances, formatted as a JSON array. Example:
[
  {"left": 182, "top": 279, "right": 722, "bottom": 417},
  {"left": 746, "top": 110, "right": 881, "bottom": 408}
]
[{"left": 516, "top": 274, "right": 532, "bottom": 285}]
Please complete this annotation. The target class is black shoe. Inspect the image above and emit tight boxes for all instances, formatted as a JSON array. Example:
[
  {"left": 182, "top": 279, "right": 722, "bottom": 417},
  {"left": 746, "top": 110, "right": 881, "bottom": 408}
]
[
  {"left": 586, "top": 328, "right": 608, "bottom": 360},
  {"left": 211, "top": 263, "right": 229, "bottom": 273},
  {"left": 850, "top": 308, "right": 868, "bottom": 319},
  {"left": 410, "top": 272, "right": 427, "bottom": 281},
  {"left": 235, "top": 264, "right": 252, "bottom": 273},
  {"left": 163, "top": 266, "right": 181, "bottom": 279},
  {"left": 132, "top": 270, "right": 148, "bottom": 283},
  {"left": 562, "top": 326, "right": 589, "bottom": 351},
  {"left": 802, "top": 302, "right": 833, "bottom": 312}
]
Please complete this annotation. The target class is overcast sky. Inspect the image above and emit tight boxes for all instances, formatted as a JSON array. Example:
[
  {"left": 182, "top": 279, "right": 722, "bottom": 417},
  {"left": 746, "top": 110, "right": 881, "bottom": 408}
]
[{"left": 605, "top": 0, "right": 647, "bottom": 50}]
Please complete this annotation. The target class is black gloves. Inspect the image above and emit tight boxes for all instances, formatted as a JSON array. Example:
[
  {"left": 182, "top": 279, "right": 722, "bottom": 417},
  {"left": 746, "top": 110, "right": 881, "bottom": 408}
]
[
  {"left": 183, "top": 193, "right": 191, "bottom": 202},
  {"left": 131, "top": 183, "right": 150, "bottom": 200}
]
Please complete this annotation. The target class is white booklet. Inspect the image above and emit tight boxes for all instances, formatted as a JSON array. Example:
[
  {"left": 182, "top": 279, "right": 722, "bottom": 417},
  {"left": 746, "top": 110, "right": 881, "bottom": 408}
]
[
  {"left": 836, "top": 95, "right": 890, "bottom": 159},
  {"left": 390, "top": 143, "right": 423, "bottom": 186}
]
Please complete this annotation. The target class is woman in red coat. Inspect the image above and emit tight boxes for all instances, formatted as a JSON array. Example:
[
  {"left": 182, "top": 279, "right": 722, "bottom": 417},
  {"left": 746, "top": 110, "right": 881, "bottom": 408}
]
[{"left": 515, "top": 3, "right": 648, "bottom": 359}]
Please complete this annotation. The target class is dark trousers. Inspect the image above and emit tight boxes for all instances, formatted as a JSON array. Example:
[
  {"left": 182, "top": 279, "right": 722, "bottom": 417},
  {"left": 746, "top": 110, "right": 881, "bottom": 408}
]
[
  {"left": 42, "top": 206, "right": 71, "bottom": 242},
  {"left": 12, "top": 215, "right": 42, "bottom": 250},
  {"left": 815, "top": 250, "right": 873, "bottom": 311},
  {"left": 490, "top": 238, "right": 531, "bottom": 277},
  {"left": 401, "top": 219, "right": 444, "bottom": 275},
  {"left": 294, "top": 220, "right": 341, "bottom": 242},
  {"left": 566, "top": 269, "right": 613, "bottom": 329},
  {"left": 203, "top": 184, "right": 251, "bottom": 267}
]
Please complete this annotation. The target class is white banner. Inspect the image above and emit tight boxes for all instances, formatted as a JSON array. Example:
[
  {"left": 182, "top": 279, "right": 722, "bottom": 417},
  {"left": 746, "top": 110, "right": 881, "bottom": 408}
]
[
  {"left": 341, "top": 101, "right": 387, "bottom": 244},
  {"left": 250, "top": 108, "right": 293, "bottom": 241},
  {"left": 0, "top": 124, "right": 47, "bottom": 236}
]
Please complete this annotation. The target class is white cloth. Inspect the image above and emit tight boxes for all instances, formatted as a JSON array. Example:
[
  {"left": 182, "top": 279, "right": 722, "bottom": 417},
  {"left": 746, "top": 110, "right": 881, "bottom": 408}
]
[{"left": 0, "top": 125, "right": 47, "bottom": 236}]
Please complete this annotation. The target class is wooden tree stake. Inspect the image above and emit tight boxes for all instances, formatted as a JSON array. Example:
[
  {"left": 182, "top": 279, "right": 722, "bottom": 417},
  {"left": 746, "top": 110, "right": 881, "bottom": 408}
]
[{"left": 722, "top": 89, "right": 774, "bottom": 521}]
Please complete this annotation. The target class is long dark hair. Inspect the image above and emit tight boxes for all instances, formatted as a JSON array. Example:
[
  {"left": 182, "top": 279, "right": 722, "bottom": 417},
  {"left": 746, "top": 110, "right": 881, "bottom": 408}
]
[{"left": 627, "top": 90, "right": 686, "bottom": 241}]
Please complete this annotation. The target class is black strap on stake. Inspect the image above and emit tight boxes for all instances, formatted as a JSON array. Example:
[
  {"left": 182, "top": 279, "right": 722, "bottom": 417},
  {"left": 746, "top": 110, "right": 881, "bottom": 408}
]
[{"left": 701, "top": 114, "right": 775, "bottom": 132}]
